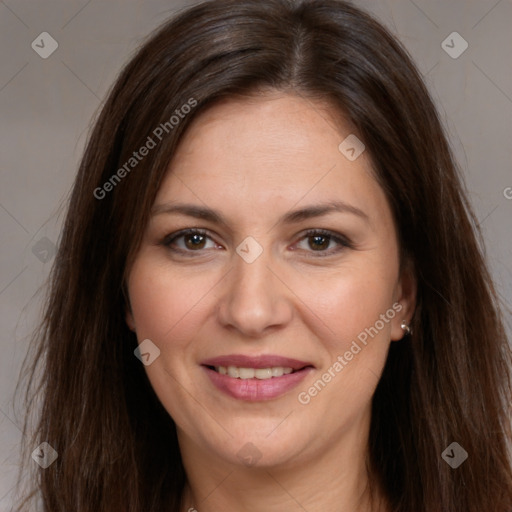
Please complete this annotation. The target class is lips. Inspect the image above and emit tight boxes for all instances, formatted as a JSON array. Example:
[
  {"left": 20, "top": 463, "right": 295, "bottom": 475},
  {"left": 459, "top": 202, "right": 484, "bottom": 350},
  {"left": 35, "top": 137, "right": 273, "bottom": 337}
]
[{"left": 201, "top": 354, "right": 314, "bottom": 401}]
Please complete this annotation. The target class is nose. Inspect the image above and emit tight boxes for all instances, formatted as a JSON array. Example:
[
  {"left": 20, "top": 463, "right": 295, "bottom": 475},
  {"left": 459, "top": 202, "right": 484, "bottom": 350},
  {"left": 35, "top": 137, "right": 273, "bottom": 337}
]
[{"left": 216, "top": 245, "right": 294, "bottom": 338}]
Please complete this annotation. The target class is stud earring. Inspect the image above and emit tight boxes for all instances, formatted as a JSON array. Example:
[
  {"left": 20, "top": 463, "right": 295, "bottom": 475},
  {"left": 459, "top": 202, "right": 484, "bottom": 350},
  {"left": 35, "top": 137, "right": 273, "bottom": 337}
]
[{"left": 400, "top": 321, "right": 412, "bottom": 336}]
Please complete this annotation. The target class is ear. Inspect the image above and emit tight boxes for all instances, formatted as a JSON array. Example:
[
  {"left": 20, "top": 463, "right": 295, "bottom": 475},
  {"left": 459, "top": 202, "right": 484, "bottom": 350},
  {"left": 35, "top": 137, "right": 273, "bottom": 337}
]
[{"left": 390, "top": 259, "right": 417, "bottom": 342}]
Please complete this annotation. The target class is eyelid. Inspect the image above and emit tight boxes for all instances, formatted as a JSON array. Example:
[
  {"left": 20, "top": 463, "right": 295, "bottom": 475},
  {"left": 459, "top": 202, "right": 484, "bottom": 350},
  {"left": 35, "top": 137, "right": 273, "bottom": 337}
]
[
  {"left": 161, "top": 227, "right": 353, "bottom": 256},
  {"left": 292, "top": 228, "right": 354, "bottom": 257},
  {"left": 162, "top": 228, "right": 221, "bottom": 252}
]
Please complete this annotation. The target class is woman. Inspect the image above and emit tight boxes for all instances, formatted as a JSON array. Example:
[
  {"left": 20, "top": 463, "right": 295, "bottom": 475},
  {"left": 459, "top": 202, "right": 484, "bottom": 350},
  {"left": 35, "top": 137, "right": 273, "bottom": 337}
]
[{"left": 16, "top": 0, "right": 512, "bottom": 510}]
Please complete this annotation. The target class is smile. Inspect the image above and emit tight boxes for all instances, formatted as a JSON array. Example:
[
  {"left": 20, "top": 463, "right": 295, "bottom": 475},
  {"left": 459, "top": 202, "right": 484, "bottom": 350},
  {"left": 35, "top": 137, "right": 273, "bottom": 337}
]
[{"left": 211, "top": 365, "right": 296, "bottom": 379}]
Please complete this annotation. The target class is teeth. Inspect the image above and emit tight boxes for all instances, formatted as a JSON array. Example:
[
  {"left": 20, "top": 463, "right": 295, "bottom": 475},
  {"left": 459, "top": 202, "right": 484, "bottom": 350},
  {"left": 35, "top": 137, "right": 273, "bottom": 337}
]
[
  {"left": 239, "top": 367, "right": 255, "bottom": 379},
  {"left": 227, "top": 366, "right": 239, "bottom": 378},
  {"left": 216, "top": 366, "right": 295, "bottom": 379},
  {"left": 255, "top": 368, "right": 272, "bottom": 379},
  {"left": 271, "top": 367, "right": 283, "bottom": 377}
]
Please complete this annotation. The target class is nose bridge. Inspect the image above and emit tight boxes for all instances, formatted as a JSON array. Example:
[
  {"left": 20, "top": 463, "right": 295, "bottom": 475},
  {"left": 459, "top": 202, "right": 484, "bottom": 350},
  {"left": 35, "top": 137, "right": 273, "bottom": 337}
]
[{"left": 216, "top": 238, "right": 292, "bottom": 336}]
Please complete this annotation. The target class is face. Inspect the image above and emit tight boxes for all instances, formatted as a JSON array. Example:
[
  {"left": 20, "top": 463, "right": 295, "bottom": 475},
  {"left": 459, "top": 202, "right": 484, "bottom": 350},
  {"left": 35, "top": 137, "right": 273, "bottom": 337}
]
[{"left": 126, "top": 93, "right": 415, "bottom": 470}]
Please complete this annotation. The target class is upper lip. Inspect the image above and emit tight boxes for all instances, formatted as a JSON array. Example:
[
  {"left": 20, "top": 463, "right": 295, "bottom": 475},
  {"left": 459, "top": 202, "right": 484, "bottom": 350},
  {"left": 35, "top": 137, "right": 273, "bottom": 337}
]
[{"left": 201, "top": 354, "right": 314, "bottom": 370}]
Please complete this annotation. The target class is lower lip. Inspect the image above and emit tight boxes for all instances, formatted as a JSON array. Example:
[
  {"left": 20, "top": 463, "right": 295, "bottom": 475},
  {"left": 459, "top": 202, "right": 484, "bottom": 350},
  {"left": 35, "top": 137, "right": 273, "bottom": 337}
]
[{"left": 203, "top": 366, "right": 313, "bottom": 401}]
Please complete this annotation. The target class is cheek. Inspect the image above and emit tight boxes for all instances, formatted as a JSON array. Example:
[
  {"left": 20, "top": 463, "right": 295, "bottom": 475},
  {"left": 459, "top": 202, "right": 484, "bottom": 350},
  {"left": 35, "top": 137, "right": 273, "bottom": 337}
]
[
  {"left": 126, "top": 258, "right": 214, "bottom": 424},
  {"left": 295, "top": 270, "right": 397, "bottom": 417},
  {"left": 297, "top": 260, "right": 398, "bottom": 349},
  {"left": 127, "top": 258, "right": 215, "bottom": 347}
]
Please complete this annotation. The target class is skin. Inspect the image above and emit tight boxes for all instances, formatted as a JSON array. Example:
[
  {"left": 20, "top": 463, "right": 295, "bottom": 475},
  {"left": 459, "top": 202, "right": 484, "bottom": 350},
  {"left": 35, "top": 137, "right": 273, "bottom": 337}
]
[{"left": 126, "top": 92, "right": 416, "bottom": 512}]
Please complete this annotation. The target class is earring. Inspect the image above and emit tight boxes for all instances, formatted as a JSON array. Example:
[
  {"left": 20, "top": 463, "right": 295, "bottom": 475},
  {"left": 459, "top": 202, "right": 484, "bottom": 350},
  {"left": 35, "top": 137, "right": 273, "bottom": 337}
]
[{"left": 400, "top": 321, "right": 412, "bottom": 336}]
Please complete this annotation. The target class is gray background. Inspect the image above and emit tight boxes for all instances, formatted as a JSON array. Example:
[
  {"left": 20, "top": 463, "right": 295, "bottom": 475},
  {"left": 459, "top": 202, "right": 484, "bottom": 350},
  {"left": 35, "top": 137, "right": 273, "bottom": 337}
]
[{"left": 1, "top": 0, "right": 511, "bottom": 509}]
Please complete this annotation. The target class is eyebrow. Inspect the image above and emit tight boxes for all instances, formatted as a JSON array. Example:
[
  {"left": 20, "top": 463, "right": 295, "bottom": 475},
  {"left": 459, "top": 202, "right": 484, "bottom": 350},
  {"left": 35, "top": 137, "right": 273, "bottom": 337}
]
[{"left": 151, "top": 200, "right": 369, "bottom": 226}]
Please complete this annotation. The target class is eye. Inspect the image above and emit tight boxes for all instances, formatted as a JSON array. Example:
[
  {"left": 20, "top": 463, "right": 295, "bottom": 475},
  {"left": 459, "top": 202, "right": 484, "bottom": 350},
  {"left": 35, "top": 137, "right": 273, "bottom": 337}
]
[
  {"left": 294, "top": 229, "right": 352, "bottom": 256},
  {"left": 162, "top": 229, "right": 220, "bottom": 253},
  {"left": 161, "top": 228, "right": 353, "bottom": 258}
]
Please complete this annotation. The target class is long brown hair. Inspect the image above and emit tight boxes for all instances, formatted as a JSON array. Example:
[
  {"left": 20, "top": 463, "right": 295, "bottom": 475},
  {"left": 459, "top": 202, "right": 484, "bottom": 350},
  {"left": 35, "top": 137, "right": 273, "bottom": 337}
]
[{"left": 14, "top": 0, "right": 512, "bottom": 510}]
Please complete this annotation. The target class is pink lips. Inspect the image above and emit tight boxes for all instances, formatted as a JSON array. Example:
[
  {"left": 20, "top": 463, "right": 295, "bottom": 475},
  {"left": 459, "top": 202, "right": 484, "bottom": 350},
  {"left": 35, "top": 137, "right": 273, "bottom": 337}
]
[{"left": 201, "top": 354, "right": 314, "bottom": 401}]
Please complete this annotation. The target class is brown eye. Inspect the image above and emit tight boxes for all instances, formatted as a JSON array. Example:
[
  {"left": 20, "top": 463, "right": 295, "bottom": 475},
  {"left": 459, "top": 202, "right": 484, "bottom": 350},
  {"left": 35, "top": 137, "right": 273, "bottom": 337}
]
[
  {"left": 295, "top": 229, "right": 353, "bottom": 257},
  {"left": 307, "top": 234, "right": 331, "bottom": 251},
  {"left": 184, "top": 233, "right": 207, "bottom": 250},
  {"left": 163, "top": 229, "right": 218, "bottom": 253}
]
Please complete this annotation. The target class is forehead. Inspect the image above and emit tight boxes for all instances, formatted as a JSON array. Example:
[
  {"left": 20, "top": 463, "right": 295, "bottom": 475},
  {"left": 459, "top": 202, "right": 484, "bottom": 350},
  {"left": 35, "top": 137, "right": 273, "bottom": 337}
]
[
  {"left": 154, "top": 93, "right": 391, "bottom": 229},
  {"left": 168, "top": 93, "right": 356, "bottom": 177}
]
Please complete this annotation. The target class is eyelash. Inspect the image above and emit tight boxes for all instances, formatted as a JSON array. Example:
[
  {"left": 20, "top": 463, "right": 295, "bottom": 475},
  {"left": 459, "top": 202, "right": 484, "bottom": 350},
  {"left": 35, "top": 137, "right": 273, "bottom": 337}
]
[{"left": 161, "top": 228, "right": 354, "bottom": 258}]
